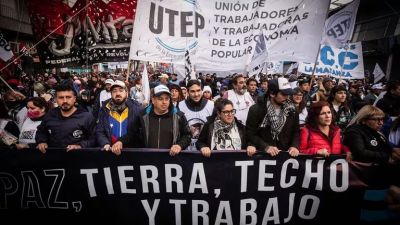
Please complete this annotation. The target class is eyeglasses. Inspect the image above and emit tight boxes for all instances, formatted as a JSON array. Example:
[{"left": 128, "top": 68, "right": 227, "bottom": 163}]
[
  {"left": 367, "top": 117, "right": 385, "bottom": 122},
  {"left": 221, "top": 109, "right": 236, "bottom": 116}
]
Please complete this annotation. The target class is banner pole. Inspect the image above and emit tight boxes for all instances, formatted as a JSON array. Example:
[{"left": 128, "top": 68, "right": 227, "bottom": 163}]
[
  {"left": 126, "top": 59, "right": 132, "bottom": 83},
  {"left": 310, "top": 43, "right": 321, "bottom": 77},
  {"left": 338, "top": 42, "right": 350, "bottom": 82},
  {"left": 0, "top": 75, "right": 15, "bottom": 92}
]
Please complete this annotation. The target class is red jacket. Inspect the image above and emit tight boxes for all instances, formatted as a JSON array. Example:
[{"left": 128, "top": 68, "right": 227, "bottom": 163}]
[{"left": 299, "top": 125, "right": 349, "bottom": 155}]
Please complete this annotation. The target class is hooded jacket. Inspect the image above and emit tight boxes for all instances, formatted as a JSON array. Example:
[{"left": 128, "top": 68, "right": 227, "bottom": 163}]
[{"left": 120, "top": 104, "right": 191, "bottom": 149}]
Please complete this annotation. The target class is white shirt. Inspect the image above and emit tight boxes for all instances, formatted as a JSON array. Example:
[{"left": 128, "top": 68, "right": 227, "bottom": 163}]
[
  {"left": 19, "top": 118, "right": 42, "bottom": 144},
  {"left": 226, "top": 90, "right": 255, "bottom": 125},
  {"left": 99, "top": 90, "right": 112, "bottom": 107},
  {"left": 178, "top": 100, "right": 214, "bottom": 150}
]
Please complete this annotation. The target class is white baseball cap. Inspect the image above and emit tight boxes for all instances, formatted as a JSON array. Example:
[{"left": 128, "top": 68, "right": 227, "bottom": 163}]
[
  {"left": 159, "top": 73, "right": 169, "bottom": 79},
  {"left": 371, "top": 83, "right": 384, "bottom": 90},
  {"left": 269, "top": 77, "right": 294, "bottom": 95},
  {"left": 105, "top": 79, "right": 114, "bottom": 85},
  {"left": 154, "top": 85, "right": 171, "bottom": 97},
  {"left": 111, "top": 80, "right": 126, "bottom": 90}
]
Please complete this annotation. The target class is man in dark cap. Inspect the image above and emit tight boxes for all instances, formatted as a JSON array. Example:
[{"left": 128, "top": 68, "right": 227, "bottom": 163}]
[{"left": 246, "top": 78, "right": 300, "bottom": 157}]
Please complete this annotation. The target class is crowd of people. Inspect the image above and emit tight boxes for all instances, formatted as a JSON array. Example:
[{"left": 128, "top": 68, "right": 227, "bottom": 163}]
[{"left": 0, "top": 69, "right": 400, "bottom": 222}]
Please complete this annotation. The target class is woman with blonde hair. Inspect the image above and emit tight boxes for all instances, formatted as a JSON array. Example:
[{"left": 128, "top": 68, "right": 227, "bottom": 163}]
[
  {"left": 343, "top": 105, "right": 400, "bottom": 164},
  {"left": 344, "top": 106, "right": 400, "bottom": 225}
]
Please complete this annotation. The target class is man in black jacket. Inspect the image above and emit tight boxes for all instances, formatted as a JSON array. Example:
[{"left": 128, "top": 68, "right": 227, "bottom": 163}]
[
  {"left": 376, "top": 80, "right": 400, "bottom": 117},
  {"left": 36, "top": 85, "right": 95, "bottom": 153},
  {"left": 246, "top": 78, "right": 300, "bottom": 157},
  {"left": 120, "top": 85, "right": 191, "bottom": 156}
]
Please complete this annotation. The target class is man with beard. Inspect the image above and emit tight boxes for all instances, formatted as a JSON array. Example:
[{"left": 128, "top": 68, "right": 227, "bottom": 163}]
[
  {"left": 224, "top": 74, "right": 254, "bottom": 125},
  {"left": 246, "top": 78, "right": 300, "bottom": 157},
  {"left": 96, "top": 80, "right": 142, "bottom": 154},
  {"left": 36, "top": 85, "right": 95, "bottom": 153}
]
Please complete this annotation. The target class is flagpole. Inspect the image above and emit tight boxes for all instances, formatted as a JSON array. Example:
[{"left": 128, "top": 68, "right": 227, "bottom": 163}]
[
  {"left": 0, "top": 75, "right": 15, "bottom": 92},
  {"left": 337, "top": 41, "right": 350, "bottom": 82},
  {"left": 126, "top": 59, "right": 132, "bottom": 83}
]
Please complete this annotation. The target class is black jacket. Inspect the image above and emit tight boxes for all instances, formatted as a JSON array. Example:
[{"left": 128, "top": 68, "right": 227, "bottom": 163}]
[
  {"left": 120, "top": 105, "right": 191, "bottom": 149},
  {"left": 36, "top": 106, "right": 96, "bottom": 148},
  {"left": 246, "top": 96, "right": 299, "bottom": 151},
  {"left": 376, "top": 92, "right": 400, "bottom": 117},
  {"left": 196, "top": 116, "right": 248, "bottom": 150},
  {"left": 343, "top": 124, "right": 392, "bottom": 163}
]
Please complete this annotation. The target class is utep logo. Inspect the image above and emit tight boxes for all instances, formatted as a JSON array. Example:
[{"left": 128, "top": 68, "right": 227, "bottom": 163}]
[
  {"left": 148, "top": 0, "right": 204, "bottom": 54},
  {"left": 325, "top": 11, "right": 353, "bottom": 43},
  {"left": 320, "top": 44, "right": 358, "bottom": 70}
]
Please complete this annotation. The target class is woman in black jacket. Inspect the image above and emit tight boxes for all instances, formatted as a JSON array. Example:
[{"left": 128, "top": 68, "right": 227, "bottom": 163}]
[
  {"left": 343, "top": 105, "right": 399, "bottom": 164},
  {"left": 196, "top": 98, "right": 255, "bottom": 157}
]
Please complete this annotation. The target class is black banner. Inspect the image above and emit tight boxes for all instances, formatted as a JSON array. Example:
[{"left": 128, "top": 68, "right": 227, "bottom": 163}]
[
  {"left": 0, "top": 148, "right": 393, "bottom": 224},
  {"left": 26, "top": 0, "right": 136, "bottom": 68}
]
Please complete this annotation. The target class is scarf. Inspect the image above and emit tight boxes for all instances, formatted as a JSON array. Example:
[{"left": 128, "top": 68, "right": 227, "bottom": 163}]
[
  {"left": 212, "top": 118, "right": 236, "bottom": 150},
  {"left": 109, "top": 100, "right": 127, "bottom": 113},
  {"left": 260, "top": 100, "right": 296, "bottom": 140}
]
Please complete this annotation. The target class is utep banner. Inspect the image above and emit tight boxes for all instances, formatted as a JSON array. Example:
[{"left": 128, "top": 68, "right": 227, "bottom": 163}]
[
  {"left": 321, "top": 0, "right": 360, "bottom": 48},
  {"left": 130, "top": 0, "right": 330, "bottom": 74},
  {"left": 1, "top": 149, "right": 390, "bottom": 224},
  {"left": 27, "top": 0, "right": 136, "bottom": 68},
  {"left": 298, "top": 42, "right": 364, "bottom": 79}
]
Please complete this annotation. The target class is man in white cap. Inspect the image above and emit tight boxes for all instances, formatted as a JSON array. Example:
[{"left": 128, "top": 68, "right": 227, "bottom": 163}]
[
  {"left": 159, "top": 73, "right": 169, "bottom": 86},
  {"left": 364, "top": 83, "right": 384, "bottom": 105},
  {"left": 246, "top": 77, "right": 300, "bottom": 157},
  {"left": 120, "top": 84, "right": 191, "bottom": 156},
  {"left": 93, "top": 78, "right": 114, "bottom": 118},
  {"left": 96, "top": 80, "right": 142, "bottom": 155}
]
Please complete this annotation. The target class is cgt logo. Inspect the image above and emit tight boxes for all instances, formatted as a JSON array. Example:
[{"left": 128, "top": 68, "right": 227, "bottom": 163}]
[
  {"left": 325, "top": 11, "right": 353, "bottom": 42},
  {"left": 320, "top": 44, "right": 358, "bottom": 70},
  {"left": 148, "top": 1, "right": 204, "bottom": 53}
]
